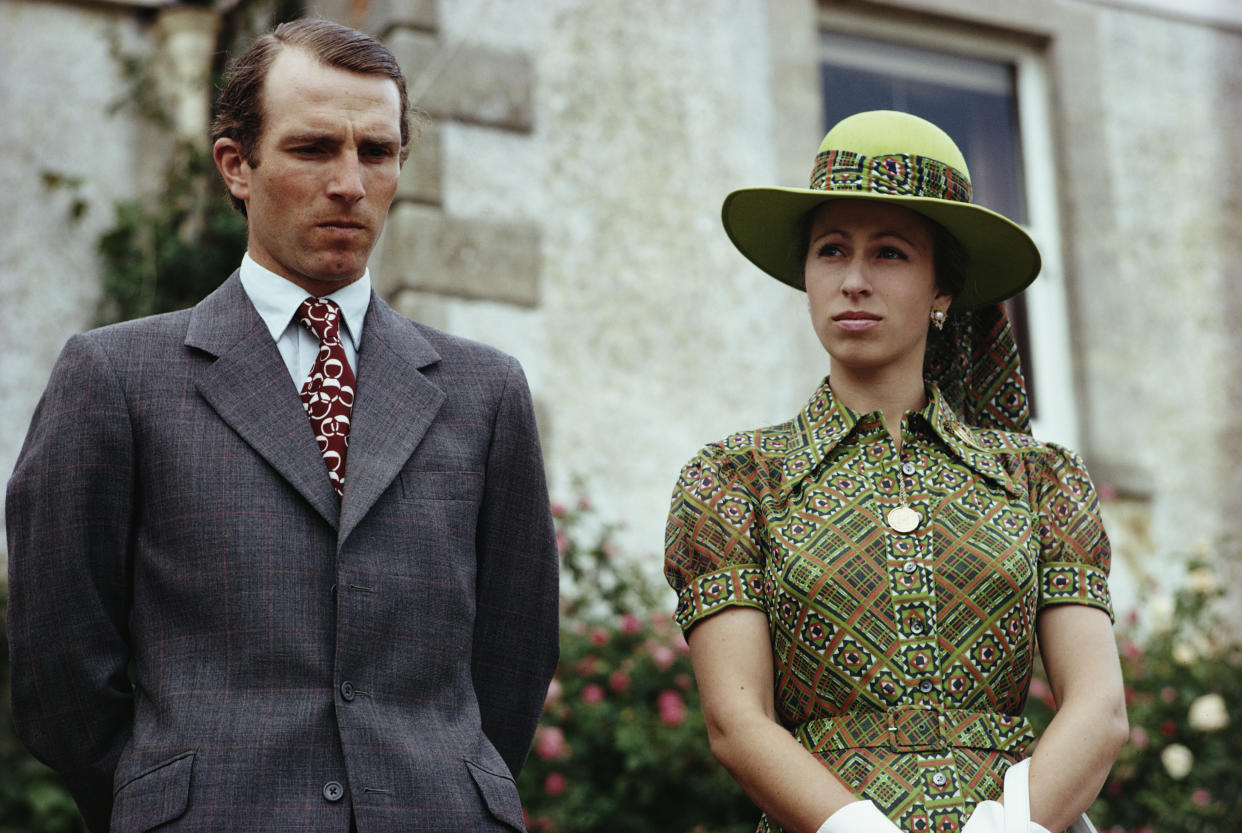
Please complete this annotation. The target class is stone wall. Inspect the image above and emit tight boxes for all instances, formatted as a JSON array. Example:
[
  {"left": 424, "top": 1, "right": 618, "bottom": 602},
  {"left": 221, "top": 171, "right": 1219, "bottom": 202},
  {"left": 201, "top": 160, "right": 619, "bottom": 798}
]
[
  {"left": 0, "top": 0, "right": 165, "bottom": 565},
  {"left": 3, "top": 0, "right": 1240, "bottom": 608}
]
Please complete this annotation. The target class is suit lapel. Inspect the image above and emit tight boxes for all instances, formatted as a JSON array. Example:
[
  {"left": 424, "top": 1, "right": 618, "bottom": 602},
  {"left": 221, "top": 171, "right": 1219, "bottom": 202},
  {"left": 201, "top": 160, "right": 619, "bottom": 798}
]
[
  {"left": 187, "top": 274, "right": 341, "bottom": 528},
  {"left": 339, "top": 293, "right": 445, "bottom": 546}
]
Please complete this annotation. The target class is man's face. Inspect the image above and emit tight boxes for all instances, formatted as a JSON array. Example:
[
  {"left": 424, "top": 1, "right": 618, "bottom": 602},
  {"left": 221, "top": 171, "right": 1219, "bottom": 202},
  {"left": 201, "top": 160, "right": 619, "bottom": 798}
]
[{"left": 217, "top": 47, "right": 402, "bottom": 296}]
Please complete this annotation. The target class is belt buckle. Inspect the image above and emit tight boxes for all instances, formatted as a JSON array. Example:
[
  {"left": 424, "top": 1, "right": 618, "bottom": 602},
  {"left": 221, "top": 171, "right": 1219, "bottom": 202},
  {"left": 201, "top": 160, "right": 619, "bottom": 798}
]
[{"left": 886, "top": 705, "right": 945, "bottom": 753}]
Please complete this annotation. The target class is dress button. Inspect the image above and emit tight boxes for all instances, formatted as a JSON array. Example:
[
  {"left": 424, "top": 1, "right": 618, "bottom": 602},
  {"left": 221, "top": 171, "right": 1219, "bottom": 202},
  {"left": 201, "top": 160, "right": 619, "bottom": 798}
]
[
  {"left": 340, "top": 681, "right": 356, "bottom": 702},
  {"left": 910, "top": 619, "right": 925, "bottom": 634},
  {"left": 903, "top": 561, "right": 918, "bottom": 574},
  {"left": 902, "top": 461, "right": 916, "bottom": 476},
  {"left": 931, "top": 772, "right": 948, "bottom": 787},
  {"left": 323, "top": 781, "right": 345, "bottom": 802},
  {"left": 919, "top": 679, "right": 934, "bottom": 693}
]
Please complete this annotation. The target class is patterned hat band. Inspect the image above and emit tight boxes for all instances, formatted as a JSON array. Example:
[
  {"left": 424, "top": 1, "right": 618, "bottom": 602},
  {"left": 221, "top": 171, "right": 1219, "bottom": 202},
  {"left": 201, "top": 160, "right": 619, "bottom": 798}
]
[{"left": 809, "top": 150, "right": 972, "bottom": 203}]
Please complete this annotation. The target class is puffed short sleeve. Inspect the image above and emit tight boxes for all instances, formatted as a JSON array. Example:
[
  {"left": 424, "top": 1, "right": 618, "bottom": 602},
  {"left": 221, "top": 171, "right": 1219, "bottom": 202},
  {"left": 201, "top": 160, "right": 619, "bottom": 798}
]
[
  {"left": 664, "top": 445, "right": 767, "bottom": 633},
  {"left": 1031, "top": 443, "right": 1113, "bottom": 620}
]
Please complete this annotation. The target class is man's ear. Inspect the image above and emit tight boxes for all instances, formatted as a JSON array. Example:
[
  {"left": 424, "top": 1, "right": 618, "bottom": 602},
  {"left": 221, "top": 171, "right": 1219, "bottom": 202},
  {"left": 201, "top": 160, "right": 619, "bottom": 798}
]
[{"left": 213, "top": 138, "right": 250, "bottom": 203}]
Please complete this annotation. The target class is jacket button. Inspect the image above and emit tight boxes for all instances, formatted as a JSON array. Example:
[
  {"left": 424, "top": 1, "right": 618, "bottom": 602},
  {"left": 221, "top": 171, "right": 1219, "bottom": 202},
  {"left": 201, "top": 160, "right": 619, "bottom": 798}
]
[
  {"left": 340, "top": 681, "right": 356, "bottom": 702},
  {"left": 323, "top": 781, "right": 345, "bottom": 802}
]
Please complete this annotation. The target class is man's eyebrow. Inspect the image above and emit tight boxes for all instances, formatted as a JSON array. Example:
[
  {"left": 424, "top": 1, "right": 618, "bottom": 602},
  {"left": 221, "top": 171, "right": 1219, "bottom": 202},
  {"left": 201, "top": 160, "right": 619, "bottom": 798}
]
[{"left": 281, "top": 132, "right": 337, "bottom": 146}]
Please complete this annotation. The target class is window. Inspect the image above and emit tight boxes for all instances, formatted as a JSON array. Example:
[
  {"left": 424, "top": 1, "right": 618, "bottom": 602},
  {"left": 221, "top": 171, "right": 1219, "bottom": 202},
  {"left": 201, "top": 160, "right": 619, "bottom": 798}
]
[{"left": 818, "top": 20, "right": 1078, "bottom": 446}]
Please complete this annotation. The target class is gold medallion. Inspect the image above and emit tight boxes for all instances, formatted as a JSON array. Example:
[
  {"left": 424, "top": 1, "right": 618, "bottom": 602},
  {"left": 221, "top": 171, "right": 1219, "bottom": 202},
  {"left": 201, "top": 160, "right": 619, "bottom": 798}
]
[{"left": 887, "top": 505, "right": 921, "bottom": 534}]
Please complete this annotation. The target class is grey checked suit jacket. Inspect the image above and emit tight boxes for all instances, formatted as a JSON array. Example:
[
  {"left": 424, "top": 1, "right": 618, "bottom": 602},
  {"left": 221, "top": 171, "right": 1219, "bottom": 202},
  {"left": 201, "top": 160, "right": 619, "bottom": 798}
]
[{"left": 6, "top": 274, "right": 560, "bottom": 833}]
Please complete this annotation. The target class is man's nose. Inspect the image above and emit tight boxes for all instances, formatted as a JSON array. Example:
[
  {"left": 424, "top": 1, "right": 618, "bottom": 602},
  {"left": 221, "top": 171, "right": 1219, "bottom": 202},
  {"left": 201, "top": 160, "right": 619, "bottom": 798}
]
[{"left": 327, "top": 156, "right": 366, "bottom": 201}]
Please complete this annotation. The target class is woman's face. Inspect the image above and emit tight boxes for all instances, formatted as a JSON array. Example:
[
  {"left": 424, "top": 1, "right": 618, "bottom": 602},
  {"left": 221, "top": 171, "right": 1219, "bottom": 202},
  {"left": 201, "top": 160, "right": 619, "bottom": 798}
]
[{"left": 804, "top": 199, "right": 953, "bottom": 377}]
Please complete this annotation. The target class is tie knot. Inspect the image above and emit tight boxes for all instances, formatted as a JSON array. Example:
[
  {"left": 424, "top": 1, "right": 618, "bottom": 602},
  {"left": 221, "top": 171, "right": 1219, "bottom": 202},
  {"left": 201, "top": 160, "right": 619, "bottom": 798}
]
[{"left": 298, "top": 298, "right": 342, "bottom": 345}]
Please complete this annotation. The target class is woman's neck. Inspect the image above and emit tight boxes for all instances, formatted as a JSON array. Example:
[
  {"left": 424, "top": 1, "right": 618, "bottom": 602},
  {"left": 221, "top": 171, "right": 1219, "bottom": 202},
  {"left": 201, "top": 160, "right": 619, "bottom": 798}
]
[{"left": 829, "top": 366, "right": 928, "bottom": 453}]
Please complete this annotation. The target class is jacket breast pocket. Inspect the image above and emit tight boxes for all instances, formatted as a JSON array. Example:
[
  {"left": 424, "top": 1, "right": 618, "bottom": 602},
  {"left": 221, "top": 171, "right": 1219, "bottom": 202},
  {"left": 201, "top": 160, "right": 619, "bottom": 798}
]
[
  {"left": 111, "top": 750, "right": 195, "bottom": 832},
  {"left": 399, "top": 468, "right": 484, "bottom": 502},
  {"left": 465, "top": 758, "right": 526, "bottom": 832}
]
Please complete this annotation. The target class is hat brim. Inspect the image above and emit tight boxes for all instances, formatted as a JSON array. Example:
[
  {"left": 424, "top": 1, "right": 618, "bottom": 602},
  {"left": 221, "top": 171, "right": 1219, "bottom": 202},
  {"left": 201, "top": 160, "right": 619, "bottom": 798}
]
[{"left": 721, "top": 188, "right": 1041, "bottom": 312}]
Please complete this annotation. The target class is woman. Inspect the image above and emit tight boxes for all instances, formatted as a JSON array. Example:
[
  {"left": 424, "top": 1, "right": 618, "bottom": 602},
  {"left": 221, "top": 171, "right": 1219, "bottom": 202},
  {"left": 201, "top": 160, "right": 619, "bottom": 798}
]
[{"left": 664, "top": 111, "right": 1127, "bottom": 833}]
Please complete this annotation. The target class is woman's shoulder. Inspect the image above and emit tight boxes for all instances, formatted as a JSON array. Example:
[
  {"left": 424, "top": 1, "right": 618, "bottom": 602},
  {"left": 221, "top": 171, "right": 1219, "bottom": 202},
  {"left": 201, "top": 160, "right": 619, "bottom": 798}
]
[
  {"left": 682, "top": 414, "right": 804, "bottom": 468},
  {"left": 961, "top": 426, "right": 1095, "bottom": 496},
  {"left": 674, "top": 415, "right": 805, "bottom": 497}
]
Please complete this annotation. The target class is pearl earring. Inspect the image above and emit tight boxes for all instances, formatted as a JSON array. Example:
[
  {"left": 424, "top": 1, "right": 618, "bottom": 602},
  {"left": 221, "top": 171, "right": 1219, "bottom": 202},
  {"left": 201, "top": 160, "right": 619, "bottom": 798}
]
[{"left": 930, "top": 308, "right": 947, "bottom": 331}]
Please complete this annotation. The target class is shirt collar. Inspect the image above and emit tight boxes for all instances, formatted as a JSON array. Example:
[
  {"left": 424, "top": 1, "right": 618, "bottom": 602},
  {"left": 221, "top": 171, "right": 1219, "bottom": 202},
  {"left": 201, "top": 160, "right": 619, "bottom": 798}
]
[
  {"left": 777, "top": 378, "right": 1022, "bottom": 498},
  {"left": 238, "top": 252, "right": 371, "bottom": 351}
]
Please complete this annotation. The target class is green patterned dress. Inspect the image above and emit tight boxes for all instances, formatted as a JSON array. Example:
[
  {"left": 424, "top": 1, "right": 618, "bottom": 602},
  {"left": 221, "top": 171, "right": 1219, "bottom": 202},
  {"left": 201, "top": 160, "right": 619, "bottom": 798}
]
[{"left": 664, "top": 379, "right": 1112, "bottom": 833}]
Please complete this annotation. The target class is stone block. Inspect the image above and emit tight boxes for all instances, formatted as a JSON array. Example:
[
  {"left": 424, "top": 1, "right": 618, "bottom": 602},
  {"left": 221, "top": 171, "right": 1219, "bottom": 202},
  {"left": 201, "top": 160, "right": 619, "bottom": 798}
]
[
  {"left": 307, "top": 0, "right": 437, "bottom": 38},
  {"left": 379, "top": 203, "right": 541, "bottom": 307},
  {"left": 389, "top": 288, "right": 450, "bottom": 331},
  {"left": 398, "top": 119, "right": 442, "bottom": 205},
  {"left": 388, "top": 30, "right": 533, "bottom": 131}
]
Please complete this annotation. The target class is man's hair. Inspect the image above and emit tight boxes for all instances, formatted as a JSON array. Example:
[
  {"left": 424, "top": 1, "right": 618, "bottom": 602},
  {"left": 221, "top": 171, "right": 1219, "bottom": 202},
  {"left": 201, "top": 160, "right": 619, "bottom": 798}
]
[{"left": 211, "top": 18, "right": 412, "bottom": 212}]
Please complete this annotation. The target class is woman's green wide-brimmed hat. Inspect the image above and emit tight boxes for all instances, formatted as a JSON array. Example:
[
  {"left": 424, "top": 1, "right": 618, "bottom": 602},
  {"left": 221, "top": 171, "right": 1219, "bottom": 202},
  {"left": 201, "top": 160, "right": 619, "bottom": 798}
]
[{"left": 721, "top": 110, "right": 1041, "bottom": 311}]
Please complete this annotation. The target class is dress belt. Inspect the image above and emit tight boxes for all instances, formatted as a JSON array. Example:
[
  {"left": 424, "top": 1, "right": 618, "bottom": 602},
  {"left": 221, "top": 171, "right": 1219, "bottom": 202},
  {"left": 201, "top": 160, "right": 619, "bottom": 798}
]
[{"left": 794, "top": 706, "right": 1035, "bottom": 754}]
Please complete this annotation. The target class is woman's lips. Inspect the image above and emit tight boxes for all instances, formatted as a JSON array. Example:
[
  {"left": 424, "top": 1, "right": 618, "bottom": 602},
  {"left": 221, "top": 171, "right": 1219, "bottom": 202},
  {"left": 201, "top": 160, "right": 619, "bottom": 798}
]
[{"left": 833, "top": 310, "right": 880, "bottom": 332}]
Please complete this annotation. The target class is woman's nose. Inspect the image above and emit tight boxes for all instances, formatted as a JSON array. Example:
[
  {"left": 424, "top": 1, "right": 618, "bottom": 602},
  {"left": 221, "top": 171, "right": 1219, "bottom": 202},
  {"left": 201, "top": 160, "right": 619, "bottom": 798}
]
[{"left": 839, "top": 261, "right": 871, "bottom": 296}]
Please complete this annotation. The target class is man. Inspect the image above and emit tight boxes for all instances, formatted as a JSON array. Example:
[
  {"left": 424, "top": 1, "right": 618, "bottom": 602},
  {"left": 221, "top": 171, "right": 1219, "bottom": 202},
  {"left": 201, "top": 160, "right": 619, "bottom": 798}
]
[{"left": 6, "top": 19, "right": 559, "bottom": 833}]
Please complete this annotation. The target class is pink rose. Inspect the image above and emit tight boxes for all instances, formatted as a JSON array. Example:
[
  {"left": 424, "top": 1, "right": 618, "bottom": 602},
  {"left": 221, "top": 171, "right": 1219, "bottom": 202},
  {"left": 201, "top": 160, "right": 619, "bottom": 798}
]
[
  {"left": 657, "top": 689, "right": 686, "bottom": 727},
  {"left": 1192, "top": 788, "right": 1212, "bottom": 808},
  {"left": 619, "top": 612, "right": 643, "bottom": 635},
  {"left": 543, "top": 678, "right": 563, "bottom": 708},
  {"left": 649, "top": 642, "right": 676, "bottom": 671},
  {"left": 543, "top": 772, "right": 567, "bottom": 796},
  {"left": 581, "top": 683, "right": 605, "bottom": 705},
  {"left": 589, "top": 628, "right": 610, "bottom": 647},
  {"left": 608, "top": 670, "right": 631, "bottom": 693},
  {"left": 534, "top": 726, "right": 567, "bottom": 761},
  {"left": 1129, "top": 725, "right": 1148, "bottom": 749},
  {"left": 551, "top": 502, "right": 568, "bottom": 518}
]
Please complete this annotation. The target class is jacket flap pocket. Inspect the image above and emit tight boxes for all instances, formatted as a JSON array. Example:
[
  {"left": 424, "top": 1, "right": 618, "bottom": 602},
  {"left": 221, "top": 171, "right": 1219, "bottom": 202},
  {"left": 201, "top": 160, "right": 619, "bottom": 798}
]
[
  {"left": 465, "top": 758, "right": 525, "bottom": 831},
  {"left": 112, "top": 750, "right": 195, "bottom": 832}
]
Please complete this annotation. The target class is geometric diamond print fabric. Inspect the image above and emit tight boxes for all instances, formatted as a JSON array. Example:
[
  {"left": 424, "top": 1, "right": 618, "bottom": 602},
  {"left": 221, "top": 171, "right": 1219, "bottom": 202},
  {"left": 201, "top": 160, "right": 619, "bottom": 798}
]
[{"left": 664, "top": 379, "right": 1112, "bottom": 833}]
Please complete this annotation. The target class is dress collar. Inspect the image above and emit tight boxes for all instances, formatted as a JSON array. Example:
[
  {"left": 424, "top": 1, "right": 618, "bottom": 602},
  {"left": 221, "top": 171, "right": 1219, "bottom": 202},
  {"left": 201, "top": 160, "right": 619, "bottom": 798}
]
[{"left": 776, "top": 378, "right": 1024, "bottom": 498}]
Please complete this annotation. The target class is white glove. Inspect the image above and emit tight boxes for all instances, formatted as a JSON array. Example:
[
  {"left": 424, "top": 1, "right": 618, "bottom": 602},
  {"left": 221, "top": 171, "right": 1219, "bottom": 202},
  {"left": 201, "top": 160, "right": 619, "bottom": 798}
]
[
  {"left": 962, "top": 799, "right": 1051, "bottom": 833},
  {"left": 961, "top": 800, "right": 1005, "bottom": 833},
  {"left": 815, "top": 799, "right": 903, "bottom": 833},
  {"left": 1002, "top": 758, "right": 1058, "bottom": 833}
]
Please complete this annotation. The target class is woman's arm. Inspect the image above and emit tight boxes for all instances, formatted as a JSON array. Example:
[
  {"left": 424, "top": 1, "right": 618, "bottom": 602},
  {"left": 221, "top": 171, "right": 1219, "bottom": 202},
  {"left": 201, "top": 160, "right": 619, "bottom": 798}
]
[
  {"left": 689, "top": 606, "right": 875, "bottom": 833},
  {"left": 1027, "top": 605, "right": 1128, "bottom": 832}
]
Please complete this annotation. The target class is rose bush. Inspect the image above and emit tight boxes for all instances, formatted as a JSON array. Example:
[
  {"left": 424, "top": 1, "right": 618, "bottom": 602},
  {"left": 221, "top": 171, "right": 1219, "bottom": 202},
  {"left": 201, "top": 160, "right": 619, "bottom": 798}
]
[
  {"left": 518, "top": 497, "right": 755, "bottom": 833},
  {"left": 1025, "top": 562, "right": 1242, "bottom": 833}
]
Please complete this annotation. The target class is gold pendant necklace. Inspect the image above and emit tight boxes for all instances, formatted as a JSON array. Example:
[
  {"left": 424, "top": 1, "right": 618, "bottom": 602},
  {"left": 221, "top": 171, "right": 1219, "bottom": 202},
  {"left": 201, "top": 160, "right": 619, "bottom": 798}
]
[{"left": 886, "top": 456, "right": 921, "bottom": 534}]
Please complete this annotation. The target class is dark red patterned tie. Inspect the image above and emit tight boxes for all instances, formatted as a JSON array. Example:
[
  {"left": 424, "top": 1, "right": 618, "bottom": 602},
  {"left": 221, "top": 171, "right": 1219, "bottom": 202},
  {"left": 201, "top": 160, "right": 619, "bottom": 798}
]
[{"left": 297, "top": 298, "right": 355, "bottom": 499}]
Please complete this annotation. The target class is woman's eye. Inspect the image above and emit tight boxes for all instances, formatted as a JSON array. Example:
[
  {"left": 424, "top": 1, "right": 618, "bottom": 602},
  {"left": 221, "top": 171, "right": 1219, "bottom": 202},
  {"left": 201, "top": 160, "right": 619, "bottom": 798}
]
[
  {"left": 878, "top": 246, "right": 907, "bottom": 260},
  {"left": 816, "top": 243, "right": 843, "bottom": 258}
]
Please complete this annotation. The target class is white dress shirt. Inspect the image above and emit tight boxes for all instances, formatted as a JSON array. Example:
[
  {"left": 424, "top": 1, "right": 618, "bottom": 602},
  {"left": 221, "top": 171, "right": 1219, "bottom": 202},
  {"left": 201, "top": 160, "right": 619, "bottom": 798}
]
[{"left": 236, "top": 253, "right": 371, "bottom": 389}]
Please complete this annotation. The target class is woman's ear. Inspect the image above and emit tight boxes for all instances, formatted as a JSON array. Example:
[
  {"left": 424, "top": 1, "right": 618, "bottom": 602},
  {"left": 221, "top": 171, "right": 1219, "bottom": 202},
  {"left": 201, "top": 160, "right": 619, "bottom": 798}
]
[{"left": 213, "top": 138, "right": 250, "bottom": 204}]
